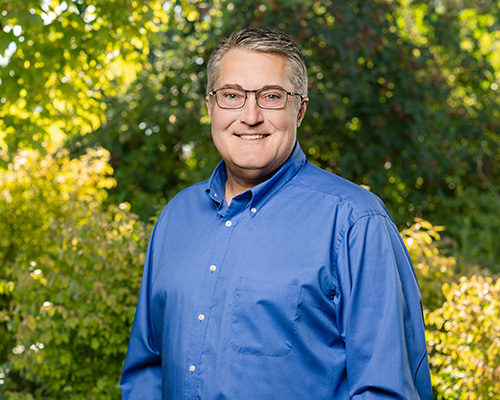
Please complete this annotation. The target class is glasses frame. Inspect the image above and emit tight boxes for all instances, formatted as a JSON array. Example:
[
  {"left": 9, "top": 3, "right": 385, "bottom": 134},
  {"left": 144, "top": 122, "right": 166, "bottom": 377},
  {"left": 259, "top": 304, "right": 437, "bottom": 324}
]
[{"left": 208, "top": 87, "right": 304, "bottom": 110}]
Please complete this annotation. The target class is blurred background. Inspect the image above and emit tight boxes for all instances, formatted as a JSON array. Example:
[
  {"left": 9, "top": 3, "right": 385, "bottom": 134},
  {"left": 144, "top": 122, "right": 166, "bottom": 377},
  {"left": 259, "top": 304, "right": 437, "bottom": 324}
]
[{"left": 0, "top": 0, "right": 499, "bottom": 398}]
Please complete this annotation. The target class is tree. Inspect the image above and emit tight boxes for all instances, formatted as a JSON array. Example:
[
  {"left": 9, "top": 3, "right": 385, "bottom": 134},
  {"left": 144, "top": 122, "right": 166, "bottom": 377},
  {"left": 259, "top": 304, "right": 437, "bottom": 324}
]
[
  {"left": 66, "top": 0, "right": 500, "bottom": 267},
  {"left": 3, "top": 1, "right": 500, "bottom": 260},
  {"left": 2, "top": 1, "right": 500, "bottom": 397},
  {"left": 393, "top": 0, "right": 500, "bottom": 269},
  {"left": 0, "top": 0, "right": 167, "bottom": 161}
]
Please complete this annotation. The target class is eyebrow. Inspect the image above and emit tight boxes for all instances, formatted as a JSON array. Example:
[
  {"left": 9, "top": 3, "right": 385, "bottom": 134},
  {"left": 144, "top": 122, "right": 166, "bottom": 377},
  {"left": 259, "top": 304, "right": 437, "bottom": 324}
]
[{"left": 216, "top": 84, "right": 287, "bottom": 90}]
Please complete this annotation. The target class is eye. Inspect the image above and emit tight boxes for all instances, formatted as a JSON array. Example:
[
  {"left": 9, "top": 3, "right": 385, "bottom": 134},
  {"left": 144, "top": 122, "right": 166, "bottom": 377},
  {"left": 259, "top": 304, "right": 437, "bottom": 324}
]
[
  {"left": 260, "top": 90, "right": 284, "bottom": 102},
  {"left": 221, "top": 89, "right": 245, "bottom": 100}
]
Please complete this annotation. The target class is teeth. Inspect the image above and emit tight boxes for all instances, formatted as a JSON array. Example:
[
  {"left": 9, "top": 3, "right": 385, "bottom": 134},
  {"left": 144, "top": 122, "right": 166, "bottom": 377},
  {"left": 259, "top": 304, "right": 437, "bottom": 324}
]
[{"left": 239, "top": 134, "right": 266, "bottom": 139}]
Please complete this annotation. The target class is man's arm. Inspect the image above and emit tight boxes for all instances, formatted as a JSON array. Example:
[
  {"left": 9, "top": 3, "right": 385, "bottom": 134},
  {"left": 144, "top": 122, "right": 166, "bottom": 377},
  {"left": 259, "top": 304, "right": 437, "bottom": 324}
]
[
  {"left": 121, "top": 226, "right": 162, "bottom": 399},
  {"left": 335, "top": 214, "right": 433, "bottom": 399}
]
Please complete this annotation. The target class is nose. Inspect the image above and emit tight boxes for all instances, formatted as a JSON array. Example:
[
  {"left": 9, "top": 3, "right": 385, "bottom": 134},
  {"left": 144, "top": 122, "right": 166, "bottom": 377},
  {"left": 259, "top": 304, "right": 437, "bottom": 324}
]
[{"left": 239, "top": 92, "right": 264, "bottom": 126}]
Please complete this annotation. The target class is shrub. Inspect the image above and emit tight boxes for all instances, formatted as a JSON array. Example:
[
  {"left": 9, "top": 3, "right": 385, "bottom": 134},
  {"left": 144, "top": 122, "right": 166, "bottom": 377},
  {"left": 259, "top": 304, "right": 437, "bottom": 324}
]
[
  {"left": 2, "top": 150, "right": 498, "bottom": 399},
  {"left": 402, "top": 219, "right": 500, "bottom": 398},
  {"left": 0, "top": 149, "right": 150, "bottom": 398},
  {"left": 425, "top": 275, "right": 500, "bottom": 399},
  {"left": 400, "top": 218, "right": 457, "bottom": 311}
]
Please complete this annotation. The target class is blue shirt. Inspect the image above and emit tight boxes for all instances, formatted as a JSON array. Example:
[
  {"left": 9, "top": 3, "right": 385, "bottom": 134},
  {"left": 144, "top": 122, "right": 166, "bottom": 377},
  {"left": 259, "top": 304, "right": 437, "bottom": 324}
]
[{"left": 121, "top": 143, "right": 432, "bottom": 399}]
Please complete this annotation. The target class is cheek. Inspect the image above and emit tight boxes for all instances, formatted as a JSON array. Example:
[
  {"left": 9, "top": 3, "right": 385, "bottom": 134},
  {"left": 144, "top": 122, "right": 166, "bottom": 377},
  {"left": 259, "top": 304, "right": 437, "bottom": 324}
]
[
  {"left": 280, "top": 110, "right": 300, "bottom": 132},
  {"left": 211, "top": 110, "right": 234, "bottom": 131}
]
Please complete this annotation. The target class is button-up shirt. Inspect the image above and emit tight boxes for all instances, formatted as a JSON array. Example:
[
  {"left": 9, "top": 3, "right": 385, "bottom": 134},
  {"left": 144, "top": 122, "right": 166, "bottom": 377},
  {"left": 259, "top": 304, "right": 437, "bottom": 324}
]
[{"left": 121, "top": 143, "right": 432, "bottom": 399}]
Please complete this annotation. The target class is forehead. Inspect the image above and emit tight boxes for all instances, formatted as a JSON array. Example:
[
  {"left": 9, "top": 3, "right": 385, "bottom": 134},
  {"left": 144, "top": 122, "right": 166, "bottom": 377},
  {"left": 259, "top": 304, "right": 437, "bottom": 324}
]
[{"left": 215, "top": 48, "right": 291, "bottom": 89}]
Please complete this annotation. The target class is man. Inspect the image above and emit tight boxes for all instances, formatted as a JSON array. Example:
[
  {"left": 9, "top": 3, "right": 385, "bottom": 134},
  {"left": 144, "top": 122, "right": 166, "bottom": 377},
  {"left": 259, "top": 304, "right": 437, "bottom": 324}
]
[{"left": 121, "top": 26, "right": 433, "bottom": 399}]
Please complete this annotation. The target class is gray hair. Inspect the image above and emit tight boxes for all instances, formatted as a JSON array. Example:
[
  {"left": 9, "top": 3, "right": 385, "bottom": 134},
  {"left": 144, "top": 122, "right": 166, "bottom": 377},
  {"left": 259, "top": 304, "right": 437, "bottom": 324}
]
[{"left": 206, "top": 26, "right": 308, "bottom": 97}]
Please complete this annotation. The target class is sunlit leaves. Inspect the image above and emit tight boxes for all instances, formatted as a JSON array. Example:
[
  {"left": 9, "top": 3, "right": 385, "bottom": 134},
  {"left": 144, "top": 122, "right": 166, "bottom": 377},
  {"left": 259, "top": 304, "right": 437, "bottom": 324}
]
[
  {"left": 0, "top": 0, "right": 167, "bottom": 157},
  {"left": 401, "top": 218, "right": 456, "bottom": 311},
  {"left": 3, "top": 0, "right": 499, "bottom": 266},
  {"left": 426, "top": 275, "right": 500, "bottom": 399},
  {"left": 0, "top": 147, "right": 114, "bottom": 271},
  {"left": 0, "top": 148, "right": 150, "bottom": 397},
  {"left": 402, "top": 219, "right": 500, "bottom": 397},
  {"left": 1, "top": 2, "right": 500, "bottom": 395}
]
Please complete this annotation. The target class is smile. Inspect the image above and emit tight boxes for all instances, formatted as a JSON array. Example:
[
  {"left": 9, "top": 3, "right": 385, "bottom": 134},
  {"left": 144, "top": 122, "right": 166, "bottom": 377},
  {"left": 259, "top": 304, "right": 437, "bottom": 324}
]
[{"left": 236, "top": 134, "right": 269, "bottom": 140}]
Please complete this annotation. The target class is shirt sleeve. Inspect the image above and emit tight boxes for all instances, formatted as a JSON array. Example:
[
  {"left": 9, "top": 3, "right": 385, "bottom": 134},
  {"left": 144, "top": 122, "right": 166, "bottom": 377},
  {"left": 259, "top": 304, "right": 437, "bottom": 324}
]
[
  {"left": 120, "top": 224, "right": 162, "bottom": 399},
  {"left": 335, "top": 214, "right": 433, "bottom": 399}
]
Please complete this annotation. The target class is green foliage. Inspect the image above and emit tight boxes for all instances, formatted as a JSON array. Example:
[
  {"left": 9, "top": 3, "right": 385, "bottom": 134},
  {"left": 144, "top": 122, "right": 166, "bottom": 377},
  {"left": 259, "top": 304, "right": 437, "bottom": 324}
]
[
  {"left": 4, "top": 0, "right": 499, "bottom": 261},
  {"left": 426, "top": 275, "right": 500, "bottom": 399},
  {"left": 0, "top": 0, "right": 167, "bottom": 159},
  {"left": 0, "top": 148, "right": 115, "bottom": 267},
  {"left": 0, "top": 147, "right": 114, "bottom": 373},
  {"left": 402, "top": 219, "right": 499, "bottom": 398},
  {"left": 0, "top": 393, "right": 33, "bottom": 400},
  {"left": 68, "top": 29, "right": 219, "bottom": 218},
  {"left": 400, "top": 218, "right": 456, "bottom": 311},
  {"left": 396, "top": 0, "right": 500, "bottom": 272},
  {"left": 2, "top": 168, "right": 497, "bottom": 400},
  {"left": 438, "top": 186, "right": 500, "bottom": 272},
  {"left": 68, "top": 0, "right": 224, "bottom": 218},
  {"left": 0, "top": 149, "right": 150, "bottom": 398},
  {"left": 1, "top": 0, "right": 500, "bottom": 398},
  {"left": 64, "top": 0, "right": 500, "bottom": 267}
]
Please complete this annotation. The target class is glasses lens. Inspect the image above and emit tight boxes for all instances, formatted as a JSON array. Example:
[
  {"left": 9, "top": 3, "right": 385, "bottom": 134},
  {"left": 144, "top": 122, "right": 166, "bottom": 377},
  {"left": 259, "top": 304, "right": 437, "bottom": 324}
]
[
  {"left": 216, "top": 88, "right": 246, "bottom": 109},
  {"left": 257, "top": 88, "right": 287, "bottom": 109}
]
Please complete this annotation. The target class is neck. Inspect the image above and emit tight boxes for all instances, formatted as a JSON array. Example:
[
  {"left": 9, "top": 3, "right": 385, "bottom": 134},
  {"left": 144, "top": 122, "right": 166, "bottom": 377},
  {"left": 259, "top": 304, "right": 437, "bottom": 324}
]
[
  {"left": 224, "top": 178, "right": 254, "bottom": 206},
  {"left": 224, "top": 168, "right": 275, "bottom": 205}
]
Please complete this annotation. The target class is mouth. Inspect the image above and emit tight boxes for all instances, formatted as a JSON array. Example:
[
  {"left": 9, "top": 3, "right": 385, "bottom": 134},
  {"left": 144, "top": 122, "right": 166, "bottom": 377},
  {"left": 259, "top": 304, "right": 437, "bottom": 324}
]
[{"left": 235, "top": 134, "right": 270, "bottom": 140}]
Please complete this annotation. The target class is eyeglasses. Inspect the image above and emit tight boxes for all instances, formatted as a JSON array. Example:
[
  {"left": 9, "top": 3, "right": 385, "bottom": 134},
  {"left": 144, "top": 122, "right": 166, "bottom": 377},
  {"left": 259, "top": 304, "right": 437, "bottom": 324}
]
[{"left": 208, "top": 87, "right": 303, "bottom": 110}]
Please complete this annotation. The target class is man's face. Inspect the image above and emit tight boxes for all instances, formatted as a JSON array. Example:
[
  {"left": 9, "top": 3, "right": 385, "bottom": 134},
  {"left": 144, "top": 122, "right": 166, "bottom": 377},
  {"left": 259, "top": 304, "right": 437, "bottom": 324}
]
[{"left": 207, "top": 48, "right": 308, "bottom": 187}]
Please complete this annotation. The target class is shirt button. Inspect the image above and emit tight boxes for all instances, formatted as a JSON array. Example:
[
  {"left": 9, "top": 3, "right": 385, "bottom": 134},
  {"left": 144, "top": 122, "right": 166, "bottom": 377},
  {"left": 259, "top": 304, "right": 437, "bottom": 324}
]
[
  {"left": 225, "top": 220, "right": 232, "bottom": 227},
  {"left": 210, "top": 264, "right": 217, "bottom": 272},
  {"left": 198, "top": 314, "right": 205, "bottom": 321},
  {"left": 251, "top": 207, "right": 257, "bottom": 213},
  {"left": 189, "top": 365, "right": 196, "bottom": 372}
]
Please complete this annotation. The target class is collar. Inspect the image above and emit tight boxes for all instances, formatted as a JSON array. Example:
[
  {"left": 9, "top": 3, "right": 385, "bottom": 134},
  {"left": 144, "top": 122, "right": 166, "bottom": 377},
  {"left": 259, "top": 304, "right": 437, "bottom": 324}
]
[{"left": 205, "top": 141, "right": 306, "bottom": 216}]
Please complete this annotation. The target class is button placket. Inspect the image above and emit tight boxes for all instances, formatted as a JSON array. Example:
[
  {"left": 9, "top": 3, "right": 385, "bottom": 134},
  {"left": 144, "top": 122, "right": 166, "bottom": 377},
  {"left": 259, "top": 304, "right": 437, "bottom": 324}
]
[{"left": 184, "top": 208, "right": 242, "bottom": 399}]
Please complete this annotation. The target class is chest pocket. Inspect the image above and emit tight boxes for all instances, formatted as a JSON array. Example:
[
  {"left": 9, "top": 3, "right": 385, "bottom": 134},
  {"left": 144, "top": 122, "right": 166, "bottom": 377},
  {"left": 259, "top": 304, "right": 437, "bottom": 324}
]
[{"left": 230, "top": 277, "right": 301, "bottom": 357}]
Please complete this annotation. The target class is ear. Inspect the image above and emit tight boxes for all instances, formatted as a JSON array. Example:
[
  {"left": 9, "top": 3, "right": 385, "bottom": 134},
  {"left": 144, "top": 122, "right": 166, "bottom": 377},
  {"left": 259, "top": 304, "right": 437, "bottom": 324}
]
[
  {"left": 296, "top": 97, "right": 309, "bottom": 128},
  {"left": 206, "top": 95, "right": 213, "bottom": 118}
]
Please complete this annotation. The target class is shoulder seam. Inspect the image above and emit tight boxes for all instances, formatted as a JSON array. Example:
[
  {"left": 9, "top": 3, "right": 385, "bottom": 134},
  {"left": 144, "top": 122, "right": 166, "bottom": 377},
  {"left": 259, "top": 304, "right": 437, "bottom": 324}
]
[{"left": 293, "top": 175, "right": 387, "bottom": 220}]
